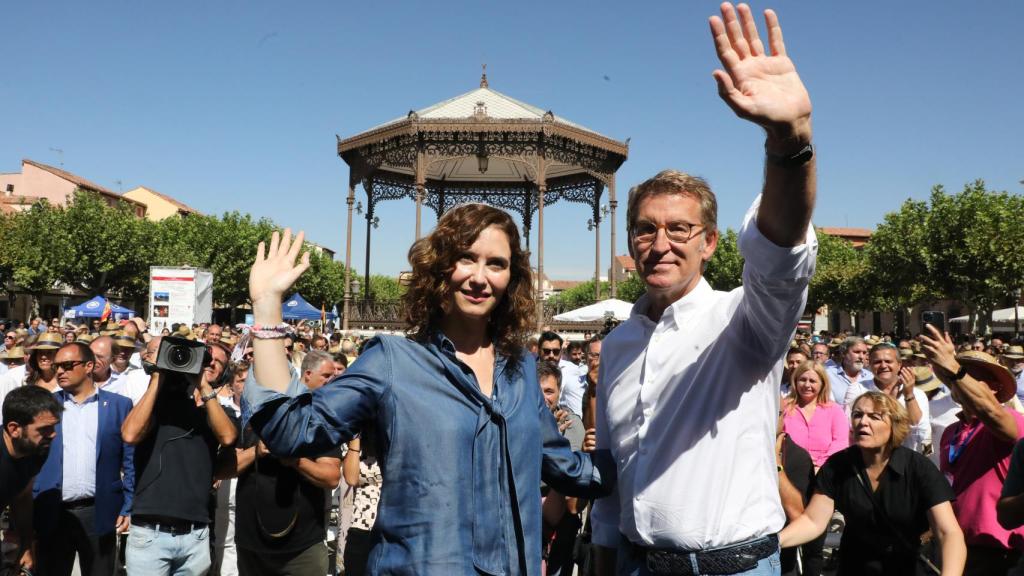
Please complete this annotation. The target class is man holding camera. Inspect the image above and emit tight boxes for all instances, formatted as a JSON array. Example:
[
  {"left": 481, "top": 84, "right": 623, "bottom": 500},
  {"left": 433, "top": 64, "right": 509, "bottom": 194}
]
[{"left": 121, "top": 337, "right": 238, "bottom": 576}]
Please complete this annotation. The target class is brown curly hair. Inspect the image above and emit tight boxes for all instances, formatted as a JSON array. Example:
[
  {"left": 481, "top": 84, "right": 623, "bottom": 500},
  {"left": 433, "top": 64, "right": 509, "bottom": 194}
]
[{"left": 403, "top": 203, "right": 534, "bottom": 358}]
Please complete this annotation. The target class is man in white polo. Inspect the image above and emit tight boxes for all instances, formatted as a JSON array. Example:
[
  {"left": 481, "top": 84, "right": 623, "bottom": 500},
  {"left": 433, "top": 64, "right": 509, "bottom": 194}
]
[{"left": 592, "top": 4, "right": 817, "bottom": 574}]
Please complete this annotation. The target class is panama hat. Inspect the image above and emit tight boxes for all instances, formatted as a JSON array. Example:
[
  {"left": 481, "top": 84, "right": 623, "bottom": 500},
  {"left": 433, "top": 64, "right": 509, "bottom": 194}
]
[
  {"left": 31, "top": 332, "right": 63, "bottom": 350},
  {"left": 1002, "top": 345, "right": 1024, "bottom": 361},
  {"left": 913, "top": 366, "right": 942, "bottom": 393},
  {"left": 956, "top": 350, "right": 1017, "bottom": 404},
  {"left": 1, "top": 346, "right": 26, "bottom": 361}
]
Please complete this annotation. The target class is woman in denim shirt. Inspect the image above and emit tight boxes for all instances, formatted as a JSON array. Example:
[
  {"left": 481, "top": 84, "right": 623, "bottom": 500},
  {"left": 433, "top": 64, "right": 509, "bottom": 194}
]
[{"left": 243, "top": 204, "right": 614, "bottom": 575}]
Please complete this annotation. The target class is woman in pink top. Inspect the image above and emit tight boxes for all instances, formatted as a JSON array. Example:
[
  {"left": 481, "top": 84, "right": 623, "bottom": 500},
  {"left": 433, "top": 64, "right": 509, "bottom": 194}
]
[{"left": 783, "top": 361, "right": 849, "bottom": 468}]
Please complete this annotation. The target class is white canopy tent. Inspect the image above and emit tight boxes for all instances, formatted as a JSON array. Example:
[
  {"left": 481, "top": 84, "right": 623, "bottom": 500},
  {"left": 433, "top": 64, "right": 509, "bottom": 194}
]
[
  {"left": 949, "top": 305, "right": 1024, "bottom": 328},
  {"left": 552, "top": 298, "right": 635, "bottom": 322}
]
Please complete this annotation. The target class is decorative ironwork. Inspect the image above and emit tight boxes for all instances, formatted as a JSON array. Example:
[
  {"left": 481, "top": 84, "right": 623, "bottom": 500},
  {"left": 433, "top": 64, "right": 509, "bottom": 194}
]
[
  {"left": 362, "top": 175, "right": 415, "bottom": 218},
  {"left": 346, "top": 299, "right": 406, "bottom": 329}
]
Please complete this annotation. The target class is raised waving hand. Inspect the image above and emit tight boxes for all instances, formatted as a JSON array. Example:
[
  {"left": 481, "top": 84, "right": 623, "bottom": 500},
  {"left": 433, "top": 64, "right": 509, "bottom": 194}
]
[{"left": 709, "top": 2, "right": 811, "bottom": 141}]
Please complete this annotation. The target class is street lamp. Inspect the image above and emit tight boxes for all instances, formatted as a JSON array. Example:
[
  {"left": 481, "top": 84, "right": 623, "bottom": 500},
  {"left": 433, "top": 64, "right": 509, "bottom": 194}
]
[{"left": 351, "top": 278, "right": 362, "bottom": 303}]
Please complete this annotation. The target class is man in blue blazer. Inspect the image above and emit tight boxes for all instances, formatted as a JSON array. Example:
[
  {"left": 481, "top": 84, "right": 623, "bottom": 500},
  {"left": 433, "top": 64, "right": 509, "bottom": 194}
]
[{"left": 33, "top": 342, "right": 134, "bottom": 576}]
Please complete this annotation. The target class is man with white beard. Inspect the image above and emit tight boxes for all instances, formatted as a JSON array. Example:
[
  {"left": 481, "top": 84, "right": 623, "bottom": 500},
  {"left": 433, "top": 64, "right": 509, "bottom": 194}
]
[{"left": 825, "top": 336, "right": 872, "bottom": 409}]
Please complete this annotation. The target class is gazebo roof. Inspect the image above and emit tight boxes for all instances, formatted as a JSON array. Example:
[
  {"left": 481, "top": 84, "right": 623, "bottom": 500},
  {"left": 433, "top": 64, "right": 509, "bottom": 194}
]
[
  {"left": 366, "top": 85, "right": 592, "bottom": 134},
  {"left": 337, "top": 74, "right": 629, "bottom": 179}
]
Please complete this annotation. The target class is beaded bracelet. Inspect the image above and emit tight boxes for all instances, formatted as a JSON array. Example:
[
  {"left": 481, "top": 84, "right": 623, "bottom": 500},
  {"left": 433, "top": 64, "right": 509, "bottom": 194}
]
[{"left": 235, "top": 323, "right": 296, "bottom": 340}]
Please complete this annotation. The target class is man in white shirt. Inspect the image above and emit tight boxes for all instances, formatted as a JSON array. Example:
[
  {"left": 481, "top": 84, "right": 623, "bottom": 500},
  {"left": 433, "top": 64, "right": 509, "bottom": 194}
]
[{"left": 591, "top": 4, "right": 817, "bottom": 574}]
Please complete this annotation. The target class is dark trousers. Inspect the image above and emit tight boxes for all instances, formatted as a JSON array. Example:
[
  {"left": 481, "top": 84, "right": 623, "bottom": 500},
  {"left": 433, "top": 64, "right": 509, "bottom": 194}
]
[
  {"left": 237, "top": 542, "right": 327, "bottom": 576},
  {"left": 545, "top": 513, "right": 583, "bottom": 576},
  {"left": 36, "top": 503, "right": 116, "bottom": 576},
  {"left": 343, "top": 528, "right": 373, "bottom": 576}
]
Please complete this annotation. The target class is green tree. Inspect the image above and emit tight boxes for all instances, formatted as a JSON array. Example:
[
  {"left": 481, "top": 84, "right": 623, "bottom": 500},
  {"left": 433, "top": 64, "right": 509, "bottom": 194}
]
[
  {"left": 548, "top": 280, "right": 610, "bottom": 313},
  {"left": 616, "top": 273, "right": 646, "bottom": 303},
  {"left": 293, "top": 250, "right": 348, "bottom": 310},
  {"left": 925, "top": 181, "right": 1024, "bottom": 332},
  {"left": 360, "top": 274, "right": 404, "bottom": 301},
  {"left": 808, "top": 229, "right": 871, "bottom": 319},
  {"left": 864, "top": 199, "right": 933, "bottom": 331},
  {"left": 705, "top": 228, "right": 743, "bottom": 291},
  {"left": 0, "top": 201, "right": 67, "bottom": 314},
  {"left": 56, "top": 190, "right": 156, "bottom": 301}
]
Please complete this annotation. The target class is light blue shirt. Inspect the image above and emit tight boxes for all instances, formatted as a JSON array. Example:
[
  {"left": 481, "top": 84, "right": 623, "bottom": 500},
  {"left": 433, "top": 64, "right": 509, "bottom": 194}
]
[
  {"left": 59, "top": 389, "right": 98, "bottom": 502},
  {"left": 825, "top": 363, "right": 872, "bottom": 406}
]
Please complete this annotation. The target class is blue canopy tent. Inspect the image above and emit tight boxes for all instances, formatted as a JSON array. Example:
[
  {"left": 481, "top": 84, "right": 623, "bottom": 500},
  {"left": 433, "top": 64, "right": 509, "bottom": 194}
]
[
  {"left": 65, "top": 296, "right": 135, "bottom": 319},
  {"left": 282, "top": 293, "right": 337, "bottom": 321}
]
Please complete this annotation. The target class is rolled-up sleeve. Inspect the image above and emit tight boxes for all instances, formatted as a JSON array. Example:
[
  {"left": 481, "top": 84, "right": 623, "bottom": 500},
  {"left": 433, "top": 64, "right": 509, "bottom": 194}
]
[
  {"left": 737, "top": 195, "right": 818, "bottom": 361},
  {"left": 243, "top": 337, "right": 390, "bottom": 458}
]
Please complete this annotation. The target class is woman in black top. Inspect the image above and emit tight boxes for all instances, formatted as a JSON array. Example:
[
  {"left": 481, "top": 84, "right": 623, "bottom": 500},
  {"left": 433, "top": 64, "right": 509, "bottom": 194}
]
[{"left": 780, "top": 391, "right": 966, "bottom": 575}]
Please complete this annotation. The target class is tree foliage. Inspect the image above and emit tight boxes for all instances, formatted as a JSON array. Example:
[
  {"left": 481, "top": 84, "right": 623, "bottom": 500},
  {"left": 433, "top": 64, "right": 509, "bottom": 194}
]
[
  {"left": 0, "top": 189, "right": 350, "bottom": 315},
  {"left": 705, "top": 228, "right": 743, "bottom": 291},
  {"left": 360, "top": 274, "right": 405, "bottom": 301}
]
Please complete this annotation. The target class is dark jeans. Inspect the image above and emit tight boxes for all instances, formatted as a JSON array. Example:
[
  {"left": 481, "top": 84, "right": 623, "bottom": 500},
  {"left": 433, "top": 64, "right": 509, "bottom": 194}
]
[
  {"left": 36, "top": 503, "right": 116, "bottom": 576},
  {"left": 344, "top": 528, "right": 372, "bottom": 576},
  {"left": 237, "top": 542, "right": 327, "bottom": 576}
]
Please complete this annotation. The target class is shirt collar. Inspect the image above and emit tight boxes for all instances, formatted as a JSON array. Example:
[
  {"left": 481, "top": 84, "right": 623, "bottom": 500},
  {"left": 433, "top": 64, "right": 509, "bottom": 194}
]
[
  {"left": 632, "top": 277, "right": 714, "bottom": 327},
  {"left": 58, "top": 387, "right": 99, "bottom": 406},
  {"left": 885, "top": 446, "right": 912, "bottom": 477}
]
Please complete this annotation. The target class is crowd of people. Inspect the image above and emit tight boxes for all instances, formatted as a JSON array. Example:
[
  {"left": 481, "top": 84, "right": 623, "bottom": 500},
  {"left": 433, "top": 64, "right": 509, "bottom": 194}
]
[{"left": 2, "top": 3, "right": 1022, "bottom": 576}]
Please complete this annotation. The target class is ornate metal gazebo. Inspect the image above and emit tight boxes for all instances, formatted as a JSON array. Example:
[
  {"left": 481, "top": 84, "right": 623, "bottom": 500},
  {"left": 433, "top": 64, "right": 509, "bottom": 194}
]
[{"left": 337, "top": 71, "right": 629, "bottom": 330}]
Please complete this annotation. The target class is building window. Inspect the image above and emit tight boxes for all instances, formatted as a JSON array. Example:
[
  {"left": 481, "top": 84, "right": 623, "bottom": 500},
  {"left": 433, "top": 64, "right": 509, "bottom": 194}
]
[
  {"left": 4, "top": 184, "right": 13, "bottom": 195},
  {"left": 872, "top": 311, "right": 881, "bottom": 334}
]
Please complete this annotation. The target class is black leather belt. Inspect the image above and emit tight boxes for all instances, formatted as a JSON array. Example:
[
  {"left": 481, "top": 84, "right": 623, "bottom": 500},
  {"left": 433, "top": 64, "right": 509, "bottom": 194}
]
[
  {"left": 63, "top": 497, "right": 95, "bottom": 509},
  {"left": 133, "top": 515, "right": 207, "bottom": 536},
  {"left": 630, "top": 534, "right": 779, "bottom": 576}
]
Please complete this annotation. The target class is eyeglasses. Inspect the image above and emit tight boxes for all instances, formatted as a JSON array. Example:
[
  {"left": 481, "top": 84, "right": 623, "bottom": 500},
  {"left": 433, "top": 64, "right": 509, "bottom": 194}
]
[
  {"left": 632, "top": 221, "right": 705, "bottom": 246},
  {"left": 540, "top": 347, "right": 561, "bottom": 357},
  {"left": 54, "top": 360, "right": 86, "bottom": 371},
  {"left": 3, "top": 335, "right": 14, "bottom": 340}
]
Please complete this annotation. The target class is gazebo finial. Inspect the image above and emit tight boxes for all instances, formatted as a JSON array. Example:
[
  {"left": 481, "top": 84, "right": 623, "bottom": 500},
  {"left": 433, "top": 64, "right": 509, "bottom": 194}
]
[{"left": 480, "top": 64, "right": 489, "bottom": 88}]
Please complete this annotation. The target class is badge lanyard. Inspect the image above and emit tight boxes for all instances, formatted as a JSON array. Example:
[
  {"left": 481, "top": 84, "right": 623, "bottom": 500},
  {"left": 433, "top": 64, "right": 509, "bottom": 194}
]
[{"left": 947, "top": 422, "right": 979, "bottom": 465}]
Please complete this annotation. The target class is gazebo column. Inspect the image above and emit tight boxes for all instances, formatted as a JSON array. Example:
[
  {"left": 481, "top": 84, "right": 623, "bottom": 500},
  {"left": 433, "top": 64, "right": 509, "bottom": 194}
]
[
  {"left": 593, "top": 203, "right": 601, "bottom": 302},
  {"left": 343, "top": 177, "right": 356, "bottom": 332},
  {"left": 415, "top": 150, "right": 425, "bottom": 239},
  {"left": 537, "top": 183, "right": 546, "bottom": 331},
  {"left": 364, "top": 179, "right": 373, "bottom": 300},
  {"left": 609, "top": 175, "right": 618, "bottom": 298}
]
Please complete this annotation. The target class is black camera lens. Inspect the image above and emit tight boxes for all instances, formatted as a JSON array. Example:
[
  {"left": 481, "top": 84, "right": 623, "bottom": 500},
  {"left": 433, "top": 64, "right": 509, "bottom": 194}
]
[{"left": 168, "top": 345, "right": 193, "bottom": 368}]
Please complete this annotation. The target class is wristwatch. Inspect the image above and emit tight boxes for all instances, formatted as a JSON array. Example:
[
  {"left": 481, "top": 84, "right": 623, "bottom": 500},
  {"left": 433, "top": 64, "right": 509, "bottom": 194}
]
[
  {"left": 200, "top": 390, "right": 219, "bottom": 404},
  {"left": 953, "top": 365, "right": 968, "bottom": 381}
]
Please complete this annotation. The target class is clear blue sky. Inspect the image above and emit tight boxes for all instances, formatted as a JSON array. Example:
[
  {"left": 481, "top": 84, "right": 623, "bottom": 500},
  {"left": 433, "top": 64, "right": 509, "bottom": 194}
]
[{"left": 3, "top": 1, "right": 1022, "bottom": 280}]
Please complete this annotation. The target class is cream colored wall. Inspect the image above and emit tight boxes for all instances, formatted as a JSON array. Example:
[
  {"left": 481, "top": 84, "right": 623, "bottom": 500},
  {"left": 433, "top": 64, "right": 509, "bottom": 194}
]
[{"left": 123, "top": 187, "right": 178, "bottom": 220}]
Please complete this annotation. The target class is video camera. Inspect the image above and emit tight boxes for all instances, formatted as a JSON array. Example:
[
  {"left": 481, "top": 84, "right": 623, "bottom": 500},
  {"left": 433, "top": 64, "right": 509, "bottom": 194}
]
[{"left": 154, "top": 336, "right": 211, "bottom": 378}]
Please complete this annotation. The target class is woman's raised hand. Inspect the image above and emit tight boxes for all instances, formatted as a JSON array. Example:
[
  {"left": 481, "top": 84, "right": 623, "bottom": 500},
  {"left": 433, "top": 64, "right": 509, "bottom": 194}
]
[{"left": 249, "top": 228, "right": 311, "bottom": 307}]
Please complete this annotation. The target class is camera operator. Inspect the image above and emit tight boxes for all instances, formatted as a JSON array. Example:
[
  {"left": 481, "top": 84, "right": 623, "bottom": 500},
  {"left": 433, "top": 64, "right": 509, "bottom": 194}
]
[{"left": 120, "top": 337, "right": 237, "bottom": 576}]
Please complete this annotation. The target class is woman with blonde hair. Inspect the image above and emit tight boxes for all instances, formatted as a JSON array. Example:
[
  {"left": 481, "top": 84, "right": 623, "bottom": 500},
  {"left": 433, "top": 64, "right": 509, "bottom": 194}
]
[
  {"left": 781, "top": 392, "right": 966, "bottom": 575},
  {"left": 782, "top": 360, "right": 848, "bottom": 469},
  {"left": 241, "top": 206, "right": 613, "bottom": 575}
]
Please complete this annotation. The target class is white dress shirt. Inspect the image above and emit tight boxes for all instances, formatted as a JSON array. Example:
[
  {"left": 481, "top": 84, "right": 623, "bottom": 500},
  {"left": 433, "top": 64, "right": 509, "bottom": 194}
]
[
  {"left": 60, "top": 389, "right": 99, "bottom": 501},
  {"left": 592, "top": 197, "right": 817, "bottom": 550}
]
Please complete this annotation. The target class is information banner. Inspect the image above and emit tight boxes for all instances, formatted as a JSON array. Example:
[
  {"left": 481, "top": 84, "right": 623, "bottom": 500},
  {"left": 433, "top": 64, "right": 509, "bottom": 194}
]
[{"left": 148, "top": 267, "right": 213, "bottom": 334}]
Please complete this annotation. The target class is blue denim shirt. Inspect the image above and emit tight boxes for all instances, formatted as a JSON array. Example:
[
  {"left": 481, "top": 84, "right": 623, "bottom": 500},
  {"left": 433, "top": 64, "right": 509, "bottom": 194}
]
[{"left": 243, "top": 333, "right": 614, "bottom": 575}]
